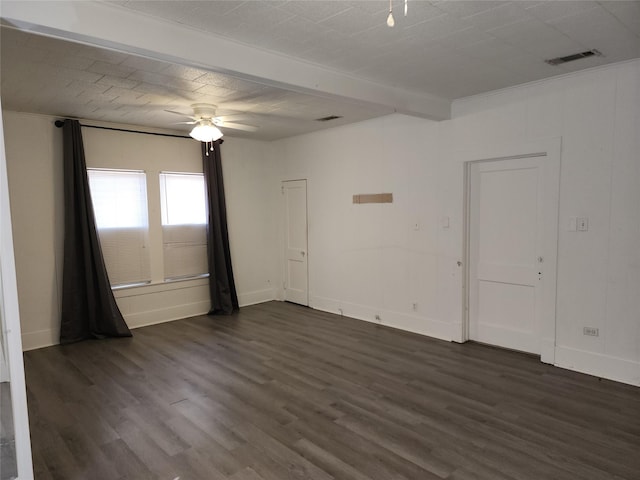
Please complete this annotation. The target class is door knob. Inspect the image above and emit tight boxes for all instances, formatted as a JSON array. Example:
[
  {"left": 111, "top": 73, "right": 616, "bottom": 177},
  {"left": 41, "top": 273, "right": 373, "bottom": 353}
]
[{"left": 301, "top": 251, "right": 306, "bottom": 257}]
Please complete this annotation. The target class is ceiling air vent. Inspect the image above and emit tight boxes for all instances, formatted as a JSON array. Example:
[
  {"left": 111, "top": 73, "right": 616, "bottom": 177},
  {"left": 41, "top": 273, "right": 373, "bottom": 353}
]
[
  {"left": 315, "top": 115, "right": 343, "bottom": 122},
  {"left": 545, "top": 49, "right": 602, "bottom": 66}
]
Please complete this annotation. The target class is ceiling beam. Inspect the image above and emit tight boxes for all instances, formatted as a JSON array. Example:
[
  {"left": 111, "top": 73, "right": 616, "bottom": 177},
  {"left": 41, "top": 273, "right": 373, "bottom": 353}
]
[{"left": 0, "top": 0, "right": 451, "bottom": 121}]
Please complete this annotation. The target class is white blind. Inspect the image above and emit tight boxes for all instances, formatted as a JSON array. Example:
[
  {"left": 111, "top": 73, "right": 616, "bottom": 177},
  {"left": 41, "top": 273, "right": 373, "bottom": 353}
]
[
  {"left": 159, "top": 172, "right": 208, "bottom": 280},
  {"left": 87, "top": 169, "right": 151, "bottom": 286}
]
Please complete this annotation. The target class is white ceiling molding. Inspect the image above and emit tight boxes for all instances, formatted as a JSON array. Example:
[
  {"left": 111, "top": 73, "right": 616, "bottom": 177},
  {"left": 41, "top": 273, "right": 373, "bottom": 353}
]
[{"left": 0, "top": 0, "right": 451, "bottom": 121}]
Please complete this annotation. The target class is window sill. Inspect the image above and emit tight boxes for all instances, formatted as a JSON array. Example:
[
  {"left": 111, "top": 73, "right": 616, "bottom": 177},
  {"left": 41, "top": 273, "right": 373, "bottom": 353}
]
[{"left": 112, "top": 275, "right": 209, "bottom": 299}]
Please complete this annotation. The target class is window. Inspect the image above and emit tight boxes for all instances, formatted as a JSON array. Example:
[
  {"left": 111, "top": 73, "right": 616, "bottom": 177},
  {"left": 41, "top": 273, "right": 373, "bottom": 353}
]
[
  {"left": 87, "top": 169, "right": 151, "bottom": 286},
  {"left": 159, "top": 172, "right": 208, "bottom": 280}
]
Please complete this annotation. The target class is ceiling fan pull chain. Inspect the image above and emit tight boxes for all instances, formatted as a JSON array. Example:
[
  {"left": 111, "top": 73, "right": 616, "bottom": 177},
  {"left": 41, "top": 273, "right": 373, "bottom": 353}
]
[{"left": 205, "top": 141, "right": 210, "bottom": 156}]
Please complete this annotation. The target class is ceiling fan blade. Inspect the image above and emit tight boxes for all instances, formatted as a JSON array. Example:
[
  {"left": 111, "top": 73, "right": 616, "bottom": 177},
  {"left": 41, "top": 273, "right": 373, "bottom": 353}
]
[
  {"left": 164, "top": 109, "right": 197, "bottom": 119},
  {"left": 221, "top": 122, "right": 259, "bottom": 132},
  {"left": 172, "top": 121, "right": 197, "bottom": 125},
  {"left": 217, "top": 113, "right": 253, "bottom": 122}
]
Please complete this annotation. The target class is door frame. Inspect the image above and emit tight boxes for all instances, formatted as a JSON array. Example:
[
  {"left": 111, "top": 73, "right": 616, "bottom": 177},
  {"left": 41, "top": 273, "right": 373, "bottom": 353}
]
[
  {"left": 0, "top": 98, "right": 34, "bottom": 478},
  {"left": 281, "top": 178, "right": 309, "bottom": 306},
  {"left": 460, "top": 138, "right": 561, "bottom": 364}
]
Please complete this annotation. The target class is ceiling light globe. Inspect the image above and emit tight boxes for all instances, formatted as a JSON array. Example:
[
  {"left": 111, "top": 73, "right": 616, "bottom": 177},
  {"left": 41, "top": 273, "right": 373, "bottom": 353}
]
[{"left": 190, "top": 123, "right": 223, "bottom": 142}]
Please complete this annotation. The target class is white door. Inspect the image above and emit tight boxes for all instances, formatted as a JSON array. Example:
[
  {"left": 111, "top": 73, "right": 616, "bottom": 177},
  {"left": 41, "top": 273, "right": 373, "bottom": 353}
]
[
  {"left": 283, "top": 180, "right": 308, "bottom": 306},
  {"left": 468, "top": 155, "right": 557, "bottom": 355}
]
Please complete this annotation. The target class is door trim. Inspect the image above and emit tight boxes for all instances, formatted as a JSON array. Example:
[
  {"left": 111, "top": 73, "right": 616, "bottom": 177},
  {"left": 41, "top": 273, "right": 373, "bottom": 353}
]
[
  {"left": 0, "top": 99, "right": 34, "bottom": 478},
  {"left": 460, "top": 138, "right": 561, "bottom": 364}
]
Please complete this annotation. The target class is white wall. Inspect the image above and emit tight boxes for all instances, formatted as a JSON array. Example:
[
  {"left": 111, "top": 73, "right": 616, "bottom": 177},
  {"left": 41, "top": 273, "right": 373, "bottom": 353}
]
[
  {"left": 451, "top": 60, "right": 640, "bottom": 386},
  {"left": 276, "top": 114, "right": 461, "bottom": 341},
  {"left": 276, "top": 60, "right": 640, "bottom": 386},
  {"left": 218, "top": 137, "right": 281, "bottom": 306},
  {"left": 2, "top": 111, "right": 279, "bottom": 350},
  {"left": 3, "top": 113, "right": 63, "bottom": 350}
]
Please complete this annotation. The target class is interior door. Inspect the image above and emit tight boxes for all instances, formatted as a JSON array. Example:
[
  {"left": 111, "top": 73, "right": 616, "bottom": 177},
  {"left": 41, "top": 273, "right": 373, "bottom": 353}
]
[
  {"left": 468, "top": 156, "right": 556, "bottom": 355},
  {"left": 283, "top": 180, "right": 308, "bottom": 306}
]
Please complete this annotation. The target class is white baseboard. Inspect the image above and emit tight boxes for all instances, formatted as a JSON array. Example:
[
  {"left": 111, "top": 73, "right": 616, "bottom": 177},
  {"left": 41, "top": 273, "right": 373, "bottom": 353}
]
[
  {"left": 21, "top": 289, "right": 276, "bottom": 351},
  {"left": 238, "top": 288, "right": 277, "bottom": 307},
  {"left": 22, "top": 295, "right": 638, "bottom": 388},
  {"left": 310, "top": 296, "right": 640, "bottom": 387},
  {"left": 22, "top": 328, "right": 58, "bottom": 351},
  {"left": 126, "top": 300, "right": 211, "bottom": 329},
  {"left": 555, "top": 345, "right": 640, "bottom": 387},
  {"left": 540, "top": 337, "right": 555, "bottom": 365},
  {"left": 21, "top": 299, "right": 212, "bottom": 350},
  {"left": 310, "top": 295, "right": 456, "bottom": 342}
]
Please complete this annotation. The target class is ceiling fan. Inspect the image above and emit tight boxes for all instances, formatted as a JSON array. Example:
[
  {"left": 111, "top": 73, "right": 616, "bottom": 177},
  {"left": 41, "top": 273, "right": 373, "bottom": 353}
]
[{"left": 165, "top": 103, "right": 258, "bottom": 145}]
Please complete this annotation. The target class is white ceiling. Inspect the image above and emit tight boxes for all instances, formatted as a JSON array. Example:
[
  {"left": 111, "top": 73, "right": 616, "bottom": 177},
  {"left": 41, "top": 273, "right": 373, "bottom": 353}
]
[{"left": 1, "top": 0, "right": 639, "bottom": 140}]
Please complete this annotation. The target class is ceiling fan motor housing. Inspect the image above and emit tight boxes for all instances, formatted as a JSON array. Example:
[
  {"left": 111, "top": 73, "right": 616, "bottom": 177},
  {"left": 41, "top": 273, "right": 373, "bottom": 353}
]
[{"left": 191, "top": 103, "right": 218, "bottom": 120}]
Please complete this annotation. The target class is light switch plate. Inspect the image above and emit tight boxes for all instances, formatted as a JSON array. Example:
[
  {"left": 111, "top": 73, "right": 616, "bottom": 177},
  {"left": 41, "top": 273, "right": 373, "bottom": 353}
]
[{"left": 577, "top": 217, "right": 589, "bottom": 231}]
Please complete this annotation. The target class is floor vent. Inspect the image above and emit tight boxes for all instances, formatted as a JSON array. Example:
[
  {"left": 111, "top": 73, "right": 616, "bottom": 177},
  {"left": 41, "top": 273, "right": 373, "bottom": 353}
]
[
  {"left": 545, "top": 49, "right": 602, "bottom": 66},
  {"left": 315, "top": 115, "right": 343, "bottom": 122}
]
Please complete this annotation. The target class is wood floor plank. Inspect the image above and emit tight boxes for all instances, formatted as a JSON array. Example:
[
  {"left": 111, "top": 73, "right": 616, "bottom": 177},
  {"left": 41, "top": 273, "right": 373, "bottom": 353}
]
[
  {"left": 101, "top": 439, "right": 157, "bottom": 480},
  {"left": 22, "top": 301, "right": 640, "bottom": 479},
  {"left": 163, "top": 414, "right": 245, "bottom": 477},
  {"left": 231, "top": 421, "right": 335, "bottom": 480},
  {"left": 292, "top": 438, "right": 372, "bottom": 480},
  {"left": 114, "top": 418, "right": 183, "bottom": 480}
]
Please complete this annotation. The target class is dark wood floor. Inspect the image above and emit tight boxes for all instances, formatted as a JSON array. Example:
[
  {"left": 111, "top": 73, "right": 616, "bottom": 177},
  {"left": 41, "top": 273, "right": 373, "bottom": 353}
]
[{"left": 24, "top": 301, "right": 640, "bottom": 480}]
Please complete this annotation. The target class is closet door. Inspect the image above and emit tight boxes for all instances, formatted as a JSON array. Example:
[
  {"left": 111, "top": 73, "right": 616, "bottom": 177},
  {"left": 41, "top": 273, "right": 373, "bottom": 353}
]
[{"left": 283, "top": 180, "right": 308, "bottom": 306}]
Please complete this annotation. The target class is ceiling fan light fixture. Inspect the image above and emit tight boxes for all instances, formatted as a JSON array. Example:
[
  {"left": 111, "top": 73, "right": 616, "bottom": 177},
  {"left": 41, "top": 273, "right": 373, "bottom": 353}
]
[{"left": 189, "top": 121, "right": 223, "bottom": 142}]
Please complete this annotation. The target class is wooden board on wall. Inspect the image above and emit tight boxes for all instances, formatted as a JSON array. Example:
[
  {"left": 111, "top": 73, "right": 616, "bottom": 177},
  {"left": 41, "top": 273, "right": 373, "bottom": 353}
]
[{"left": 353, "top": 193, "right": 393, "bottom": 204}]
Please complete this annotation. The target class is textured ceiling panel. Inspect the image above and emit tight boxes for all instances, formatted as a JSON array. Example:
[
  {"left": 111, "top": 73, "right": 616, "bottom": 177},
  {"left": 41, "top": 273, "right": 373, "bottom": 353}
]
[
  {"left": 0, "top": 27, "right": 391, "bottom": 140},
  {"left": 105, "top": 0, "right": 639, "bottom": 99},
  {"left": 104, "top": 0, "right": 639, "bottom": 100}
]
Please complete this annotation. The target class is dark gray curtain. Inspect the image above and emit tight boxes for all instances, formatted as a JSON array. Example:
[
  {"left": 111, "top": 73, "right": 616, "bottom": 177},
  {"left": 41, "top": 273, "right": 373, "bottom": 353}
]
[
  {"left": 202, "top": 141, "right": 239, "bottom": 315},
  {"left": 59, "top": 119, "right": 132, "bottom": 344}
]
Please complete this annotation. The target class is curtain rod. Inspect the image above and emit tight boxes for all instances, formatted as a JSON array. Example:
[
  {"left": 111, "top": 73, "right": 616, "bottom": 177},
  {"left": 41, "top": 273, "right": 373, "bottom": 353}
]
[{"left": 54, "top": 120, "right": 224, "bottom": 143}]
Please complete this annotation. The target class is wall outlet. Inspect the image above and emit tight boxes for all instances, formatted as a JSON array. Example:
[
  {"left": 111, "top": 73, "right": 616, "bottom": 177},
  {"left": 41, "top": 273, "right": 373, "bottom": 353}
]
[
  {"left": 412, "top": 302, "right": 418, "bottom": 311},
  {"left": 583, "top": 327, "right": 599, "bottom": 337}
]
